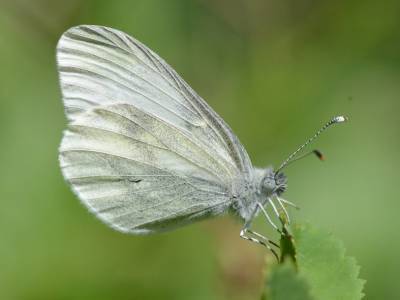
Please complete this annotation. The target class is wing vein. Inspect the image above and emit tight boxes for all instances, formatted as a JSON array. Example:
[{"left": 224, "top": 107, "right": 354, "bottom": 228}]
[
  {"left": 60, "top": 64, "right": 200, "bottom": 127},
  {"left": 59, "top": 42, "right": 199, "bottom": 115},
  {"left": 97, "top": 106, "right": 237, "bottom": 178},
  {"left": 68, "top": 123, "right": 226, "bottom": 181}
]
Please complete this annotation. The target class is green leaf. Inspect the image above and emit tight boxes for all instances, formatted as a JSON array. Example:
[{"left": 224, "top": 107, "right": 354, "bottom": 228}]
[
  {"left": 262, "top": 259, "right": 314, "bottom": 300},
  {"left": 293, "top": 224, "right": 365, "bottom": 300},
  {"left": 262, "top": 223, "right": 365, "bottom": 300}
]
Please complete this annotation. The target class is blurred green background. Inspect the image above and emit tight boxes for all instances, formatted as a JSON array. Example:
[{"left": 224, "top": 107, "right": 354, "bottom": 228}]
[{"left": 0, "top": 0, "right": 399, "bottom": 299}]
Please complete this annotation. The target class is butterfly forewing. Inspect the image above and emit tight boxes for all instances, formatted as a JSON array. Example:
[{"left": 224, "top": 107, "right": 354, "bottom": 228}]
[{"left": 57, "top": 25, "right": 253, "bottom": 233}]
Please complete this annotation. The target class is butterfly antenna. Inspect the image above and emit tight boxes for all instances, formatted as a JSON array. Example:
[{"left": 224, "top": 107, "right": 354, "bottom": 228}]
[
  {"left": 275, "top": 116, "right": 348, "bottom": 175},
  {"left": 280, "top": 149, "right": 325, "bottom": 170}
]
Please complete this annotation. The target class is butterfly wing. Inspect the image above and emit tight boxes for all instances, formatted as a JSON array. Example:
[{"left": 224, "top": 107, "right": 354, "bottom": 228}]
[{"left": 57, "top": 25, "right": 253, "bottom": 233}]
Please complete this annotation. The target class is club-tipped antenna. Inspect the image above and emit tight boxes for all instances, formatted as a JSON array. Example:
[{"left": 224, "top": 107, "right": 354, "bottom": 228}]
[
  {"left": 275, "top": 116, "right": 348, "bottom": 175},
  {"left": 280, "top": 149, "right": 324, "bottom": 170}
]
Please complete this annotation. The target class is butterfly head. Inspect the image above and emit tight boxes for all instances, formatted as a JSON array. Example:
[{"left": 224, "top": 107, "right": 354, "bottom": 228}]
[{"left": 261, "top": 168, "right": 287, "bottom": 197}]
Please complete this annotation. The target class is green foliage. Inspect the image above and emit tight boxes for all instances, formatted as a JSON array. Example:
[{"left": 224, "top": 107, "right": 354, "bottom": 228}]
[
  {"left": 294, "top": 224, "right": 365, "bottom": 300},
  {"left": 262, "top": 260, "right": 313, "bottom": 300},
  {"left": 262, "top": 224, "right": 365, "bottom": 300}
]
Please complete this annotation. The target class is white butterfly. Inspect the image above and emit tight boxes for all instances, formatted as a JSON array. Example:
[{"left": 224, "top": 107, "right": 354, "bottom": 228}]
[{"left": 57, "top": 25, "right": 346, "bottom": 258}]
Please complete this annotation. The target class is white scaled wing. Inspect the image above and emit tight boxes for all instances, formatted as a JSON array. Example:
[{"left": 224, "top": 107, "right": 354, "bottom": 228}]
[{"left": 57, "top": 25, "right": 252, "bottom": 234}]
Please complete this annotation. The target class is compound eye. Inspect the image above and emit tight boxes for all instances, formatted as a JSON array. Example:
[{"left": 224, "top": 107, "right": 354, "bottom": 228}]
[
  {"left": 275, "top": 172, "right": 287, "bottom": 186},
  {"left": 262, "top": 176, "right": 276, "bottom": 194}
]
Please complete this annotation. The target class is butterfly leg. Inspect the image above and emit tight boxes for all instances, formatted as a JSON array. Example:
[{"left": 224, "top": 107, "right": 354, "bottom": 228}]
[
  {"left": 246, "top": 229, "right": 280, "bottom": 248},
  {"left": 275, "top": 196, "right": 291, "bottom": 224},
  {"left": 256, "top": 202, "right": 283, "bottom": 234},
  {"left": 268, "top": 198, "right": 281, "bottom": 220},
  {"left": 240, "top": 223, "right": 279, "bottom": 260},
  {"left": 279, "top": 197, "right": 300, "bottom": 209}
]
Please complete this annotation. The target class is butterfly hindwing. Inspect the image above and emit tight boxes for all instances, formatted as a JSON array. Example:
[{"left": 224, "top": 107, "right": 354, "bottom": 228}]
[
  {"left": 57, "top": 25, "right": 253, "bottom": 233},
  {"left": 60, "top": 104, "right": 230, "bottom": 233}
]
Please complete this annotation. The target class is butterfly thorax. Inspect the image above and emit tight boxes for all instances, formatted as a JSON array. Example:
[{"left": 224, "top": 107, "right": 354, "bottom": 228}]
[{"left": 231, "top": 167, "right": 287, "bottom": 223}]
